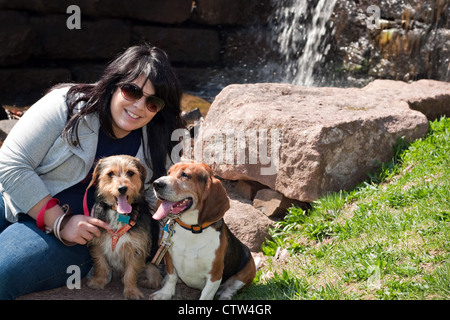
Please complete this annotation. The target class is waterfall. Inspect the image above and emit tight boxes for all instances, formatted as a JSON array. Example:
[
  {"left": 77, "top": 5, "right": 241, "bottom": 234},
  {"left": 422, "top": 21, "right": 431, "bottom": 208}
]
[{"left": 269, "top": 0, "right": 337, "bottom": 86}]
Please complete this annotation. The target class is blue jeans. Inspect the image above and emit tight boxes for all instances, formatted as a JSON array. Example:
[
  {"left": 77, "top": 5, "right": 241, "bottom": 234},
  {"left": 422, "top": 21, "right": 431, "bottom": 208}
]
[{"left": 0, "top": 196, "right": 92, "bottom": 299}]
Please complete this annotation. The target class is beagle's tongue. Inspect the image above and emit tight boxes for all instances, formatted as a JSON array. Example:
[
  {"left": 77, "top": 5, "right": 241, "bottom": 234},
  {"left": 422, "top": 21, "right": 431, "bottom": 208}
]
[
  {"left": 117, "top": 195, "right": 132, "bottom": 214},
  {"left": 153, "top": 199, "right": 189, "bottom": 220},
  {"left": 153, "top": 201, "right": 176, "bottom": 220}
]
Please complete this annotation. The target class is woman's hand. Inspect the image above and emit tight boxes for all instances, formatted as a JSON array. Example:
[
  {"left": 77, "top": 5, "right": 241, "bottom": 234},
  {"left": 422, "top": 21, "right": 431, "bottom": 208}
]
[{"left": 59, "top": 214, "right": 110, "bottom": 245}]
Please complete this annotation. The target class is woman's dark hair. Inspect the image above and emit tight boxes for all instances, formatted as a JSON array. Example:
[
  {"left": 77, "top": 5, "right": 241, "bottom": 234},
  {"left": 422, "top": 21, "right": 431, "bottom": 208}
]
[{"left": 62, "top": 45, "right": 185, "bottom": 182}]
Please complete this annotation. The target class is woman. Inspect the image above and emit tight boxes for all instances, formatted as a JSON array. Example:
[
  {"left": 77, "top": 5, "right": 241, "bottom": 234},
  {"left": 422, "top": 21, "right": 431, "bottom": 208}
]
[{"left": 0, "top": 45, "right": 185, "bottom": 299}]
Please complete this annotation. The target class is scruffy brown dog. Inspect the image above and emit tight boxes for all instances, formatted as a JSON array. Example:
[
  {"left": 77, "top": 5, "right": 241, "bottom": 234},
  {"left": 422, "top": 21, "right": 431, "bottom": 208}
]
[{"left": 86, "top": 155, "right": 161, "bottom": 299}]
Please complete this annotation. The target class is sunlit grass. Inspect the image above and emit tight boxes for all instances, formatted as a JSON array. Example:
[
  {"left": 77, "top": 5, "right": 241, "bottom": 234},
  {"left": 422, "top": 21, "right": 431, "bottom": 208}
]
[{"left": 237, "top": 117, "right": 450, "bottom": 300}]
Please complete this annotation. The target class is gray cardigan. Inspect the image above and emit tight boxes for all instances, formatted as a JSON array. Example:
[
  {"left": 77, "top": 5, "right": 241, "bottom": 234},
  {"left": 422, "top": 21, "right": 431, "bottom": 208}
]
[{"left": 0, "top": 87, "right": 169, "bottom": 223}]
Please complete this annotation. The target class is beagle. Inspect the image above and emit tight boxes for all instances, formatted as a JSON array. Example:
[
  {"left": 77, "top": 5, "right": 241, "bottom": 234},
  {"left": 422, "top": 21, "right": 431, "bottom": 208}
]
[{"left": 150, "top": 162, "right": 257, "bottom": 300}]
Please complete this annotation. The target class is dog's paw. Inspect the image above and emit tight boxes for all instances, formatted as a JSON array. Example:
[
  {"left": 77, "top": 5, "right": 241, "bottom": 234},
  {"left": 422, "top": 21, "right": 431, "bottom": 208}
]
[
  {"left": 218, "top": 293, "right": 233, "bottom": 300},
  {"left": 149, "top": 290, "right": 173, "bottom": 300},
  {"left": 87, "top": 277, "right": 108, "bottom": 290},
  {"left": 124, "top": 287, "right": 144, "bottom": 300}
]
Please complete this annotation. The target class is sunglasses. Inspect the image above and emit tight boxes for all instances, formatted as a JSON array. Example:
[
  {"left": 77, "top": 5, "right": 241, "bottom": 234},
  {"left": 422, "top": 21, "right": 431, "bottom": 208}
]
[{"left": 119, "top": 83, "right": 165, "bottom": 113}]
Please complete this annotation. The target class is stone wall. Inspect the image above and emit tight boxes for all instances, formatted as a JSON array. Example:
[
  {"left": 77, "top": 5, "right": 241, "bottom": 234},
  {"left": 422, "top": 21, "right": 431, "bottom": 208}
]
[
  {"left": 0, "top": 0, "right": 448, "bottom": 109},
  {"left": 0, "top": 0, "right": 271, "bottom": 107}
]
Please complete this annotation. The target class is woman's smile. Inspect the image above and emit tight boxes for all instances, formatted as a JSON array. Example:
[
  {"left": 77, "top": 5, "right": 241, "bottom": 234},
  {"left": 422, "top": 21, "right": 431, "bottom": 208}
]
[{"left": 125, "top": 109, "right": 141, "bottom": 119}]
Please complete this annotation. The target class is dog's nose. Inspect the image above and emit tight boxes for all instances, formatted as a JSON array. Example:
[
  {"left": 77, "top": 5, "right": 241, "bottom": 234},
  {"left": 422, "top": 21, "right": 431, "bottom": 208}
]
[
  {"left": 153, "top": 179, "right": 166, "bottom": 190},
  {"left": 118, "top": 186, "right": 128, "bottom": 194}
]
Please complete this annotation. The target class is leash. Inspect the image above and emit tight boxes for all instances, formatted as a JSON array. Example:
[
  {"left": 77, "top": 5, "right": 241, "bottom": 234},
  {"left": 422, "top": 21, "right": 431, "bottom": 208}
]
[
  {"left": 83, "top": 176, "right": 97, "bottom": 216},
  {"left": 151, "top": 219, "right": 176, "bottom": 266},
  {"left": 82, "top": 188, "right": 91, "bottom": 217}
]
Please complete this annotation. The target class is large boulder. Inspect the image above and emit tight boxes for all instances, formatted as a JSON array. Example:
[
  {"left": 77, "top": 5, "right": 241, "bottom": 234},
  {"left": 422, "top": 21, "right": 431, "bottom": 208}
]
[
  {"left": 193, "top": 80, "right": 449, "bottom": 202},
  {"left": 224, "top": 198, "right": 273, "bottom": 252}
]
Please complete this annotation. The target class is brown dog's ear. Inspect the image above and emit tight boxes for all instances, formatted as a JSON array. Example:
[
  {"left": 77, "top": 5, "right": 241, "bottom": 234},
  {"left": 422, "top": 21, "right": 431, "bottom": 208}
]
[
  {"left": 133, "top": 158, "right": 147, "bottom": 190},
  {"left": 198, "top": 173, "right": 230, "bottom": 225},
  {"left": 86, "top": 158, "right": 103, "bottom": 190}
]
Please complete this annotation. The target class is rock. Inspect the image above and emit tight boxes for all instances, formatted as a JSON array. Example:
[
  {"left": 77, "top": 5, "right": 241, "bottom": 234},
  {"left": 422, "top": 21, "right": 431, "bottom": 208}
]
[
  {"left": 70, "top": 63, "right": 106, "bottom": 83},
  {"left": 280, "top": 0, "right": 450, "bottom": 86},
  {"left": 88, "top": 0, "right": 193, "bottom": 24},
  {"left": 0, "top": 107, "right": 7, "bottom": 120},
  {"left": 0, "top": 68, "right": 72, "bottom": 106},
  {"left": 0, "top": 119, "right": 18, "bottom": 146},
  {"left": 233, "top": 180, "right": 265, "bottom": 201},
  {"left": 192, "top": 80, "right": 449, "bottom": 202},
  {"left": 191, "top": 0, "right": 271, "bottom": 26},
  {"left": 0, "top": 119, "right": 18, "bottom": 135},
  {"left": 0, "top": 11, "right": 35, "bottom": 67},
  {"left": 253, "top": 189, "right": 302, "bottom": 219},
  {"left": 132, "top": 26, "right": 220, "bottom": 65},
  {"left": 363, "top": 79, "right": 450, "bottom": 121},
  {"left": 274, "top": 247, "right": 290, "bottom": 261},
  {"left": 0, "top": 0, "right": 192, "bottom": 24},
  {"left": 224, "top": 28, "right": 282, "bottom": 69},
  {"left": 181, "top": 108, "right": 202, "bottom": 123},
  {"left": 180, "top": 94, "right": 211, "bottom": 118},
  {"left": 30, "top": 15, "right": 131, "bottom": 60},
  {"left": 224, "top": 199, "right": 273, "bottom": 252}
]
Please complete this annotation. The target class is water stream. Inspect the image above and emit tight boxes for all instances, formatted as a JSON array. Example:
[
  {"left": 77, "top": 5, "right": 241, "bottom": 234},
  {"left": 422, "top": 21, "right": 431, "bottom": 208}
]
[
  {"left": 269, "top": 0, "right": 337, "bottom": 86},
  {"left": 187, "top": 0, "right": 447, "bottom": 100}
]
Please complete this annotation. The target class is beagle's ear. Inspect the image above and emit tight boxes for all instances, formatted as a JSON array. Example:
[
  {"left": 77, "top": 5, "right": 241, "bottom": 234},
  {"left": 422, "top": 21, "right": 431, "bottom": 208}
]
[{"left": 198, "top": 174, "right": 230, "bottom": 225}]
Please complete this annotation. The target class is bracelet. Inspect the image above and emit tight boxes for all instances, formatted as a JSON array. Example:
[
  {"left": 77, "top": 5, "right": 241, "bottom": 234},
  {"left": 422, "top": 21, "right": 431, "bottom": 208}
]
[
  {"left": 36, "top": 198, "right": 60, "bottom": 232},
  {"left": 53, "top": 204, "right": 76, "bottom": 246}
]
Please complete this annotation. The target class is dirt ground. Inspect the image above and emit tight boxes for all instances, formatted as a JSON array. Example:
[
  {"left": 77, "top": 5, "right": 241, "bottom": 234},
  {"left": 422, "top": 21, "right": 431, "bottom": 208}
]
[
  {"left": 17, "top": 275, "right": 202, "bottom": 300},
  {"left": 17, "top": 251, "right": 265, "bottom": 300}
]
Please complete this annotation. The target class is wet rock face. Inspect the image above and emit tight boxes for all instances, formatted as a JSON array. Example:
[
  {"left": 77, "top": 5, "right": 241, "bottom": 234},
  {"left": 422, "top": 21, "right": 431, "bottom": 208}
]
[
  {"left": 323, "top": 0, "right": 449, "bottom": 85},
  {"left": 264, "top": 0, "right": 449, "bottom": 87}
]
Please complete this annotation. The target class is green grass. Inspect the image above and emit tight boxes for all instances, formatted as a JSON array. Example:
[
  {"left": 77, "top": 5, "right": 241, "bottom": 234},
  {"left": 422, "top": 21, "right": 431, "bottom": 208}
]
[{"left": 237, "top": 117, "right": 450, "bottom": 300}]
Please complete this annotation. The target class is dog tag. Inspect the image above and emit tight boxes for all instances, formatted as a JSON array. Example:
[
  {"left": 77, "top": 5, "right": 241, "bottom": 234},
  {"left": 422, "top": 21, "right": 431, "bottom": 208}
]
[
  {"left": 163, "top": 224, "right": 174, "bottom": 236},
  {"left": 117, "top": 214, "right": 130, "bottom": 224}
]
